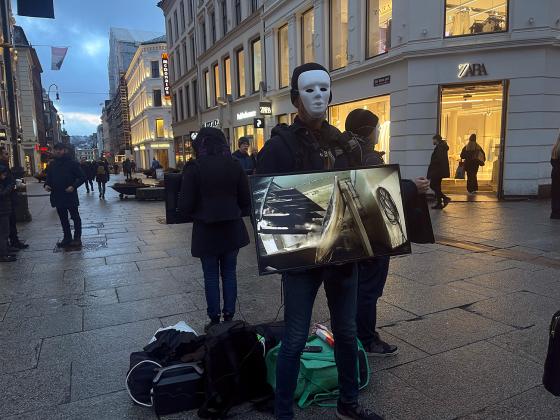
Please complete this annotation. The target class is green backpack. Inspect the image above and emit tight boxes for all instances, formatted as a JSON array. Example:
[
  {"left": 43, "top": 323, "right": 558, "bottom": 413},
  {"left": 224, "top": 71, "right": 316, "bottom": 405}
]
[{"left": 265, "top": 336, "right": 370, "bottom": 408}]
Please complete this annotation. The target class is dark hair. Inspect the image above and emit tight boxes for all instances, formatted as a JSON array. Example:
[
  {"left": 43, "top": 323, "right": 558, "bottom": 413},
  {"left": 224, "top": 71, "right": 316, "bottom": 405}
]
[
  {"left": 345, "top": 109, "right": 379, "bottom": 138},
  {"left": 238, "top": 137, "right": 250, "bottom": 147},
  {"left": 290, "top": 62, "right": 332, "bottom": 106},
  {"left": 193, "top": 127, "right": 230, "bottom": 157},
  {"left": 433, "top": 134, "right": 443, "bottom": 142},
  {"left": 469, "top": 134, "right": 477, "bottom": 142}
]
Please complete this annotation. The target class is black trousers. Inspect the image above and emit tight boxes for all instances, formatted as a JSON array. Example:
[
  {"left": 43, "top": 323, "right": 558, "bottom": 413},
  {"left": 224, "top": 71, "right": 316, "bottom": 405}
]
[
  {"left": 85, "top": 179, "right": 94, "bottom": 191},
  {"left": 0, "top": 214, "right": 9, "bottom": 256},
  {"left": 8, "top": 207, "right": 18, "bottom": 243},
  {"left": 466, "top": 168, "right": 479, "bottom": 193},
  {"left": 430, "top": 177, "right": 447, "bottom": 204},
  {"left": 97, "top": 181, "right": 106, "bottom": 196},
  {"left": 56, "top": 207, "right": 82, "bottom": 240}
]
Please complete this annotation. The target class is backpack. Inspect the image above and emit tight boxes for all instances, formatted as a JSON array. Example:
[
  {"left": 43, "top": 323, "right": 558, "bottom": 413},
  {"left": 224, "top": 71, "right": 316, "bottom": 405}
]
[
  {"left": 265, "top": 336, "right": 370, "bottom": 408},
  {"left": 543, "top": 310, "right": 560, "bottom": 396},
  {"left": 97, "top": 164, "right": 106, "bottom": 176}
]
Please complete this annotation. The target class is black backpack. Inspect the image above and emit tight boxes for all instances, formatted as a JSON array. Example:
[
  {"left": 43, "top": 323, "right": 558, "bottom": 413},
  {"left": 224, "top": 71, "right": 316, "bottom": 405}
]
[
  {"left": 543, "top": 310, "right": 560, "bottom": 396},
  {"left": 198, "top": 321, "right": 272, "bottom": 419}
]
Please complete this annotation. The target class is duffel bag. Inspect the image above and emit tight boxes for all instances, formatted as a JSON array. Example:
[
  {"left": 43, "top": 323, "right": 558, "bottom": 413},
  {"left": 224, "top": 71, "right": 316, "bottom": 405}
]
[{"left": 126, "top": 351, "right": 163, "bottom": 407}]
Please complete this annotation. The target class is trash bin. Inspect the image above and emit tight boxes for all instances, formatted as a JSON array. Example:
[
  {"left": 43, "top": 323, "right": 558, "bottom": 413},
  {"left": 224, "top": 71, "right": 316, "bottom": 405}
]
[{"left": 155, "top": 168, "right": 164, "bottom": 180}]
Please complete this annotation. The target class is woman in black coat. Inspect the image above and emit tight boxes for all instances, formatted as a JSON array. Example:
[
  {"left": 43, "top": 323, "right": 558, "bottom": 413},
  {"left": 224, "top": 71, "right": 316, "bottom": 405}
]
[
  {"left": 551, "top": 132, "right": 560, "bottom": 219},
  {"left": 179, "top": 127, "right": 251, "bottom": 331},
  {"left": 460, "top": 134, "right": 486, "bottom": 194},
  {"left": 427, "top": 134, "right": 451, "bottom": 209},
  {"left": 95, "top": 159, "right": 110, "bottom": 200}
]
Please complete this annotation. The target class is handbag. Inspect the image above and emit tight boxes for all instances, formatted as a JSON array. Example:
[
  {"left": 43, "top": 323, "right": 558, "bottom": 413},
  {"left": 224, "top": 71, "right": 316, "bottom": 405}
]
[
  {"left": 543, "top": 310, "right": 560, "bottom": 396},
  {"left": 475, "top": 149, "right": 486, "bottom": 166},
  {"left": 455, "top": 162, "right": 465, "bottom": 179}
]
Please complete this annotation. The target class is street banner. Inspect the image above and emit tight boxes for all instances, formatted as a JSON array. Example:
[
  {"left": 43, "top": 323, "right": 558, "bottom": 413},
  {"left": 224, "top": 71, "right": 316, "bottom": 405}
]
[
  {"left": 17, "top": 0, "right": 55, "bottom": 18},
  {"left": 51, "top": 47, "right": 68, "bottom": 71}
]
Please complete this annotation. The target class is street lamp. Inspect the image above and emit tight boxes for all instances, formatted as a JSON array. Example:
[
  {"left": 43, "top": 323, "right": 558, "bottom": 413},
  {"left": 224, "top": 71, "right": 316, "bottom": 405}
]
[{"left": 47, "top": 83, "right": 60, "bottom": 101}]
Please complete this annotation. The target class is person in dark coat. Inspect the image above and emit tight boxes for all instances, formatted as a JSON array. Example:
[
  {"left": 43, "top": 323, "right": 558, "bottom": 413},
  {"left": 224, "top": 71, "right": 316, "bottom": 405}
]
[
  {"left": 95, "top": 158, "right": 110, "bottom": 199},
  {"left": 179, "top": 127, "right": 251, "bottom": 332},
  {"left": 460, "top": 134, "right": 486, "bottom": 194},
  {"left": 551, "top": 131, "right": 560, "bottom": 219},
  {"left": 0, "top": 146, "right": 28, "bottom": 249},
  {"left": 427, "top": 134, "right": 451, "bottom": 209},
  {"left": 232, "top": 137, "right": 256, "bottom": 175},
  {"left": 0, "top": 164, "right": 16, "bottom": 262},
  {"left": 80, "top": 157, "right": 95, "bottom": 193},
  {"left": 44, "top": 143, "right": 86, "bottom": 248},
  {"left": 123, "top": 158, "right": 132, "bottom": 180}
]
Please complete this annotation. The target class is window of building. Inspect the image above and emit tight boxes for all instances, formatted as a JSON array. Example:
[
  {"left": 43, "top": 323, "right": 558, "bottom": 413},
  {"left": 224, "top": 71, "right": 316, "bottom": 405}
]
[
  {"left": 251, "top": 0, "right": 258, "bottom": 13},
  {"left": 151, "top": 60, "right": 160, "bottom": 78},
  {"left": 180, "top": 1, "right": 186, "bottom": 33},
  {"left": 190, "top": 35, "right": 195, "bottom": 68},
  {"left": 182, "top": 41, "right": 188, "bottom": 71},
  {"left": 233, "top": 124, "right": 264, "bottom": 153},
  {"left": 168, "top": 18, "right": 173, "bottom": 44},
  {"left": 173, "top": 10, "right": 179, "bottom": 41},
  {"left": 204, "top": 70, "right": 211, "bottom": 108},
  {"left": 236, "top": 48, "right": 245, "bottom": 97},
  {"left": 178, "top": 88, "right": 185, "bottom": 120},
  {"left": 235, "top": 0, "right": 241, "bottom": 25},
  {"left": 185, "top": 84, "right": 191, "bottom": 117},
  {"left": 330, "top": 0, "right": 348, "bottom": 70},
  {"left": 278, "top": 25, "right": 289, "bottom": 88},
  {"left": 221, "top": 0, "right": 228, "bottom": 36},
  {"left": 224, "top": 56, "right": 232, "bottom": 96},
  {"left": 213, "top": 63, "right": 220, "bottom": 104},
  {"left": 176, "top": 48, "right": 182, "bottom": 78},
  {"left": 193, "top": 79, "right": 198, "bottom": 113},
  {"left": 210, "top": 10, "right": 216, "bottom": 44},
  {"left": 201, "top": 19, "right": 207, "bottom": 51},
  {"left": 366, "top": 0, "right": 391, "bottom": 58},
  {"left": 156, "top": 118, "right": 165, "bottom": 138},
  {"left": 188, "top": 0, "right": 193, "bottom": 23},
  {"left": 153, "top": 89, "right": 162, "bottom": 107},
  {"left": 278, "top": 114, "right": 290, "bottom": 125},
  {"left": 445, "top": 1, "right": 508, "bottom": 37},
  {"left": 251, "top": 38, "right": 262, "bottom": 93},
  {"left": 172, "top": 93, "right": 178, "bottom": 121},
  {"left": 169, "top": 53, "right": 175, "bottom": 82},
  {"left": 302, "top": 8, "right": 315, "bottom": 64}
]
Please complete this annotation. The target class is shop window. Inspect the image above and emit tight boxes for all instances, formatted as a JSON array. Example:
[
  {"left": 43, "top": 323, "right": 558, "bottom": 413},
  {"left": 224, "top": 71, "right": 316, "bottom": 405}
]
[
  {"left": 329, "top": 95, "right": 391, "bottom": 161},
  {"left": 172, "top": 93, "right": 178, "bottom": 121},
  {"left": 153, "top": 89, "right": 162, "bottom": 107},
  {"left": 236, "top": 48, "right": 246, "bottom": 97},
  {"left": 251, "top": 0, "right": 258, "bottom": 13},
  {"left": 168, "top": 18, "right": 173, "bottom": 45},
  {"left": 233, "top": 124, "right": 264, "bottom": 154},
  {"left": 278, "top": 25, "right": 289, "bottom": 88},
  {"left": 330, "top": 0, "right": 348, "bottom": 70},
  {"left": 151, "top": 61, "right": 160, "bottom": 78},
  {"left": 176, "top": 48, "right": 182, "bottom": 78},
  {"left": 224, "top": 56, "right": 232, "bottom": 96},
  {"left": 156, "top": 119, "right": 165, "bottom": 138},
  {"left": 178, "top": 87, "right": 184, "bottom": 120},
  {"left": 185, "top": 84, "right": 191, "bottom": 117},
  {"left": 252, "top": 38, "right": 262, "bottom": 93},
  {"left": 174, "top": 10, "right": 179, "bottom": 42},
  {"left": 190, "top": 35, "right": 196, "bottom": 68},
  {"left": 301, "top": 9, "right": 315, "bottom": 64},
  {"left": 445, "top": 0, "right": 508, "bottom": 37},
  {"left": 183, "top": 41, "right": 188, "bottom": 71},
  {"left": 213, "top": 63, "right": 220, "bottom": 104},
  {"left": 193, "top": 79, "right": 198, "bottom": 113},
  {"left": 201, "top": 19, "right": 207, "bottom": 51},
  {"left": 188, "top": 0, "right": 193, "bottom": 23},
  {"left": 278, "top": 114, "right": 290, "bottom": 125},
  {"left": 366, "top": 0, "right": 391, "bottom": 58},
  {"left": 204, "top": 70, "right": 211, "bottom": 108}
]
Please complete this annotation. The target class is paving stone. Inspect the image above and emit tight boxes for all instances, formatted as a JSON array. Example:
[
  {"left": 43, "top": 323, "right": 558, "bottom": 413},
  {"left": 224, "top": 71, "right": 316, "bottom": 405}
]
[
  {"left": 368, "top": 331, "right": 430, "bottom": 373},
  {"left": 105, "top": 250, "right": 169, "bottom": 265},
  {"left": 116, "top": 277, "right": 200, "bottom": 302},
  {"left": 0, "top": 302, "right": 8, "bottom": 320},
  {"left": 64, "top": 262, "right": 139, "bottom": 279},
  {"left": 0, "top": 276, "right": 85, "bottom": 302},
  {"left": 0, "top": 306, "right": 82, "bottom": 340},
  {"left": 85, "top": 267, "right": 174, "bottom": 291},
  {"left": 136, "top": 256, "right": 193, "bottom": 271},
  {"left": 445, "top": 279, "right": 504, "bottom": 298},
  {"left": 466, "top": 291, "right": 559, "bottom": 328},
  {"left": 389, "top": 341, "right": 542, "bottom": 418},
  {"left": 488, "top": 322, "right": 550, "bottom": 365},
  {"left": 0, "top": 362, "right": 71, "bottom": 417},
  {"left": 462, "top": 267, "right": 559, "bottom": 294},
  {"left": 0, "top": 338, "right": 41, "bottom": 374},
  {"left": 376, "top": 300, "right": 417, "bottom": 327},
  {"left": 167, "top": 264, "right": 205, "bottom": 281},
  {"left": 31, "top": 257, "right": 106, "bottom": 273},
  {"left": 382, "top": 308, "right": 514, "bottom": 355},
  {"left": 84, "top": 293, "right": 198, "bottom": 330}
]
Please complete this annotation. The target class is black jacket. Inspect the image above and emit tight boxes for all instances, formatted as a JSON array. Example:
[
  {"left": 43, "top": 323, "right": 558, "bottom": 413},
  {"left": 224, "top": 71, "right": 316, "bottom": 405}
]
[
  {"left": 0, "top": 176, "right": 15, "bottom": 216},
  {"left": 427, "top": 140, "right": 450, "bottom": 179},
  {"left": 179, "top": 155, "right": 251, "bottom": 258},
  {"left": 552, "top": 158, "right": 560, "bottom": 196},
  {"left": 461, "top": 145, "right": 485, "bottom": 172},
  {"left": 95, "top": 161, "right": 110, "bottom": 183},
  {"left": 232, "top": 150, "right": 256, "bottom": 175},
  {"left": 45, "top": 155, "right": 86, "bottom": 208}
]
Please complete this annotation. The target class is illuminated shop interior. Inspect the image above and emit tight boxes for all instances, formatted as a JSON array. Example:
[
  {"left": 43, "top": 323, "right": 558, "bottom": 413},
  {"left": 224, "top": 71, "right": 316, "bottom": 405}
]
[
  {"left": 233, "top": 124, "right": 264, "bottom": 154},
  {"left": 445, "top": 0, "right": 508, "bottom": 37}
]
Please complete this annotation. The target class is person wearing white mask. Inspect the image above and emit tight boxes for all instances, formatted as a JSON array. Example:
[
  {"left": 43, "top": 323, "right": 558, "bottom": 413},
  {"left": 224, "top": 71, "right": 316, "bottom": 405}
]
[{"left": 257, "top": 63, "right": 383, "bottom": 420}]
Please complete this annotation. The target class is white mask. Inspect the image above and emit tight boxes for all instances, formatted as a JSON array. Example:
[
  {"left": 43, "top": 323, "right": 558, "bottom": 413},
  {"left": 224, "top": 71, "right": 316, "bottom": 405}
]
[{"left": 297, "top": 70, "right": 331, "bottom": 119}]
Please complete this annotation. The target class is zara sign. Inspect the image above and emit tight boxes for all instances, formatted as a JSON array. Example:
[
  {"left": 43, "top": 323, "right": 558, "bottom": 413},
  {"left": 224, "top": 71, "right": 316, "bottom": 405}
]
[{"left": 458, "top": 63, "right": 488, "bottom": 78}]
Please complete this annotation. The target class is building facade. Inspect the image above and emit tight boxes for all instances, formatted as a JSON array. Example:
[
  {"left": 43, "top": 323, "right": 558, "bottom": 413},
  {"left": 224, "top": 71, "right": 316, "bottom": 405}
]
[
  {"left": 106, "top": 75, "right": 132, "bottom": 158},
  {"left": 125, "top": 37, "right": 174, "bottom": 170}
]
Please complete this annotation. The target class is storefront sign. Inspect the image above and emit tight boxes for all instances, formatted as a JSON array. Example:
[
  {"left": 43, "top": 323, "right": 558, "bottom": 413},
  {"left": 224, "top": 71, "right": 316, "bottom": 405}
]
[
  {"left": 374, "top": 75, "right": 391, "bottom": 87},
  {"left": 202, "top": 119, "right": 221, "bottom": 128},
  {"left": 458, "top": 63, "right": 488, "bottom": 78},
  {"left": 0, "top": 129, "right": 6, "bottom": 140},
  {"left": 259, "top": 102, "right": 272, "bottom": 115},
  {"left": 162, "top": 53, "right": 171, "bottom": 99},
  {"left": 254, "top": 118, "right": 265, "bottom": 129},
  {"left": 237, "top": 110, "right": 257, "bottom": 121},
  {"left": 189, "top": 131, "right": 199, "bottom": 140}
]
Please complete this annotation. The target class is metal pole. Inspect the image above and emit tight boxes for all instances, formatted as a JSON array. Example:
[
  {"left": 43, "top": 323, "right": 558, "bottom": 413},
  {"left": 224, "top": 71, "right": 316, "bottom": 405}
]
[{"left": 0, "top": 0, "right": 21, "bottom": 169}]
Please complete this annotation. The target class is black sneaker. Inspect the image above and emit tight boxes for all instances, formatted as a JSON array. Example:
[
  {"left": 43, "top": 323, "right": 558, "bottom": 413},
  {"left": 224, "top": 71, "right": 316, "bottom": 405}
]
[
  {"left": 336, "top": 401, "right": 384, "bottom": 420},
  {"left": 11, "top": 240, "right": 29, "bottom": 249},
  {"left": 0, "top": 255, "right": 17, "bottom": 262},
  {"left": 204, "top": 318, "right": 220, "bottom": 333},
  {"left": 69, "top": 239, "right": 82, "bottom": 248},
  {"left": 56, "top": 238, "right": 72, "bottom": 248},
  {"left": 363, "top": 339, "right": 399, "bottom": 358},
  {"left": 442, "top": 197, "right": 451, "bottom": 208}
]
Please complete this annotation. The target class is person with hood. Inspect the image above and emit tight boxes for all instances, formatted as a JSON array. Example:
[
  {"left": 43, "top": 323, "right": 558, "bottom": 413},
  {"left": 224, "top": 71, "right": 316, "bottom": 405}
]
[
  {"left": 0, "top": 164, "right": 16, "bottom": 262},
  {"left": 257, "top": 63, "right": 383, "bottom": 420},
  {"left": 427, "top": 134, "right": 451, "bottom": 209},
  {"left": 44, "top": 143, "right": 86, "bottom": 248},
  {"left": 96, "top": 158, "right": 110, "bottom": 199},
  {"left": 179, "top": 127, "right": 251, "bottom": 332},
  {"left": 460, "top": 134, "right": 486, "bottom": 194},
  {"left": 232, "top": 137, "right": 256, "bottom": 175},
  {"left": 551, "top": 130, "right": 560, "bottom": 219},
  {"left": 0, "top": 146, "right": 28, "bottom": 249}
]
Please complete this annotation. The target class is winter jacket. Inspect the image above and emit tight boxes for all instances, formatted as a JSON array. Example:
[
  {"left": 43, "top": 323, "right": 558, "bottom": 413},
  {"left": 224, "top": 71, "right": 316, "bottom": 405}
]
[
  {"left": 95, "top": 161, "right": 110, "bottom": 183},
  {"left": 0, "top": 159, "right": 17, "bottom": 203},
  {"left": 461, "top": 145, "right": 486, "bottom": 172},
  {"left": 427, "top": 140, "right": 450, "bottom": 180},
  {"left": 552, "top": 158, "right": 560, "bottom": 197},
  {"left": 232, "top": 150, "right": 256, "bottom": 175},
  {"left": 179, "top": 155, "right": 251, "bottom": 258},
  {"left": 0, "top": 176, "right": 15, "bottom": 216},
  {"left": 45, "top": 155, "right": 86, "bottom": 209},
  {"left": 80, "top": 161, "right": 96, "bottom": 181}
]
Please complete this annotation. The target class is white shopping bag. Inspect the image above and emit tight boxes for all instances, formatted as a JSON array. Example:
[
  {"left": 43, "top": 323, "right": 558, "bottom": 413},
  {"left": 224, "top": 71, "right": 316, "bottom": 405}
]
[{"left": 148, "top": 321, "right": 198, "bottom": 344}]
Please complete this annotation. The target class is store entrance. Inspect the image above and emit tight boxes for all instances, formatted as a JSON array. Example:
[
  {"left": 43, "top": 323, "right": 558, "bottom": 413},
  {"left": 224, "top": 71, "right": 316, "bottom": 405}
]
[
  {"left": 440, "top": 82, "right": 505, "bottom": 195},
  {"left": 154, "top": 149, "right": 169, "bottom": 170}
]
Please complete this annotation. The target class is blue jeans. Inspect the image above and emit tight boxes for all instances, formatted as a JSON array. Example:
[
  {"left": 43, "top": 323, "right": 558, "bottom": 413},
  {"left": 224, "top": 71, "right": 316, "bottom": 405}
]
[
  {"left": 200, "top": 250, "right": 239, "bottom": 320},
  {"left": 356, "top": 257, "right": 390, "bottom": 347},
  {"left": 275, "top": 265, "right": 359, "bottom": 419}
]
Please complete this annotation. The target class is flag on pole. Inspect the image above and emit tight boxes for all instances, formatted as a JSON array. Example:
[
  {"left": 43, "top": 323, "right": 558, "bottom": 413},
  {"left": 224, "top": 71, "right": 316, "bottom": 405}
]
[
  {"left": 51, "top": 47, "right": 68, "bottom": 71},
  {"left": 17, "top": 0, "right": 55, "bottom": 18}
]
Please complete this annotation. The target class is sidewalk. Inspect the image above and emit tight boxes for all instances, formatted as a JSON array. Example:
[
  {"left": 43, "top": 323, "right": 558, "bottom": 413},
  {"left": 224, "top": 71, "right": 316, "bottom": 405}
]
[{"left": 0, "top": 178, "right": 559, "bottom": 419}]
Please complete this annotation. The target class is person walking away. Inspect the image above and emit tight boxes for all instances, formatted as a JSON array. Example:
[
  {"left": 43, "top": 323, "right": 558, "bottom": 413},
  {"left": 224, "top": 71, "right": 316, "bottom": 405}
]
[
  {"left": 96, "top": 158, "right": 110, "bottom": 199},
  {"left": 123, "top": 158, "right": 132, "bottom": 180},
  {"left": 460, "top": 134, "right": 486, "bottom": 194},
  {"left": 113, "top": 162, "right": 119, "bottom": 175},
  {"left": 551, "top": 130, "right": 560, "bottom": 219},
  {"left": 0, "top": 146, "right": 28, "bottom": 249},
  {"left": 151, "top": 157, "right": 161, "bottom": 178},
  {"left": 232, "top": 137, "right": 256, "bottom": 175},
  {"left": 257, "top": 63, "right": 382, "bottom": 420},
  {"left": 0, "top": 165, "right": 16, "bottom": 262},
  {"left": 130, "top": 159, "right": 137, "bottom": 174},
  {"left": 79, "top": 157, "right": 94, "bottom": 193},
  {"left": 44, "top": 143, "right": 86, "bottom": 248},
  {"left": 179, "top": 127, "right": 251, "bottom": 332},
  {"left": 427, "top": 134, "right": 451, "bottom": 209}
]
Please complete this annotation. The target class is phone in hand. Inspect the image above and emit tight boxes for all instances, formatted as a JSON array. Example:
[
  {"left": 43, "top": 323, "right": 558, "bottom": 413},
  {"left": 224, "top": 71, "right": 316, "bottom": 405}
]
[{"left": 302, "top": 346, "right": 323, "bottom": 353}]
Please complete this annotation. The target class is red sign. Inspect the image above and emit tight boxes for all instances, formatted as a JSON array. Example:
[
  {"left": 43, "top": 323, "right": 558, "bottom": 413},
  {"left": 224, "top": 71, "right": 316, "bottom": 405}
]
[{"left": 162, "top": 53, "right": 171, "bottom": 100}]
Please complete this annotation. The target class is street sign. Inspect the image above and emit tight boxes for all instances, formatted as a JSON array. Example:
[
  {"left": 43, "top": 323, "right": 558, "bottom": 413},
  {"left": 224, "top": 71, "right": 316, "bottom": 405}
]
[
  {"left": 189, "top": 131, "right": 198, "bottom": 141},
  {"left": 254, "top": 118, "right": 265, "bottom": 129},
  {"left": 259, "top": 102, "right": 272, "bottom": 115}
]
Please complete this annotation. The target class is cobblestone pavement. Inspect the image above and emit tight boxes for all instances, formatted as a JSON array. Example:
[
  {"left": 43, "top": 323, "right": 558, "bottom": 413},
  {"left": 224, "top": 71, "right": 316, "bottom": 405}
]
[{"left": 1, "top": 176, "right": 560, "bottom": 420}]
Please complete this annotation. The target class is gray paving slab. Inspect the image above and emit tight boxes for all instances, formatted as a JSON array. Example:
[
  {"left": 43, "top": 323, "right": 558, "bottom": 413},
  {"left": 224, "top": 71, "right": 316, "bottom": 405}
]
[
  {"left": 0, "top": 276, "right": 85, "bottom": 302},
  {"left": 167, "top": 264, "right": 205, "bottom": 282},
  {"left": 105, "top": 250, "right": 169, "bottom": 265},
  {"left": 0, "top": 306, "right": 83, "bottom": 340},
  {"left": 0, "top": 302, "right": 8, "bottom": 320},
  {"left": 382, "top": 308, "right": 515, "bottom": 355},
  {"left": 30, "top": 257, "right": 106, "bottom": 274},
  {"left": 63, "top": 261, "right": 139, "bottom": 279},
  {"left": 136, "top": 256, "right": 193, "bottom": 271},
  {"left": 368, "top": 331, "right": 430, "bottom": 373},
  {"left": 85, "top": 267, "right": 174, "bottom": 291},
  {"left": 116, "top": 276, "right": 200, "bottom": 303},
  {"left": 376, "top": 300, "right": 417, "bottom": 327},
  {"left": 0, "top": 338, "right": 42, "bottom": 374},
  {"left": 488, "top": 322, "right": 550, "bottom": 365},
  {"left": 389, "top": 341, "right": 542, "bottom": 418},
  {"left": 462, "top": 267, "right": 559, "bottom": 294}
]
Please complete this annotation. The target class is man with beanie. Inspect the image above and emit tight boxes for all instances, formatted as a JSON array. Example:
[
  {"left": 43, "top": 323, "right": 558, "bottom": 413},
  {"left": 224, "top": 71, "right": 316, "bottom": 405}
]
[
  {"left": 232, "top": 136, "right": 256, "bottom": 175},
  {"left": 427, "top": 134, "right": 451, "bottom": 209},
  {"left": 0, "top": 164, "right": 16, "bottom": 262},
  {"left": 257, "top": 63, "right": 382, "bottom": 420}
]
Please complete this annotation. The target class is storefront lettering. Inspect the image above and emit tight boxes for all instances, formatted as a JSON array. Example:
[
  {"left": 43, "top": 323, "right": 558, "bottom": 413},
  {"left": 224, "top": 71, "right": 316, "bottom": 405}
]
[
  {"left": 202, "top": 119, "right": 220, "bottom": 128},
  {"left": 458, "top": 63, "right": 488, "bottom": 78},
  {"left": 162, "top": 53, "right": 171, "bottom": 99},
  {"left": 259, "top": 102, "right": 272, "bottom": 115},
  {"left": 236, "top": 110, "right": 257, "bottom": 121}
]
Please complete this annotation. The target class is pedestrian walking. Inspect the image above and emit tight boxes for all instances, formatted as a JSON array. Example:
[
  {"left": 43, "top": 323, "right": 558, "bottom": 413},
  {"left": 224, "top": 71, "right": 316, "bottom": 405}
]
[
  {"left": 427, "top": 134, "right": 451, "bottom": 209},
  {"left": 0, "top": 164, "right": 17, "bottom": 262},
  {"left": 151, "top": 157, "right": 161, "bottom": 178},
  {"left": 96, "top": 158, "right": 110, "bottom": 199},
  {"left": 179, "top": 127, "right": 251, "bottom": 332},
  {"left": 460, "top": 134, "right": 486, "bottom": 194},
  {"left": 123, "top": 158, "right": 132, "bottom": 180},
  {"left": 130, "top": 159, "right": 137, "bottom": 173},
  {"left": 113, "top": 162, "right": 119, "bottom": 175},
  {"left": 232, "top": 137, "right": 256, "bottom": 175},
  {"left": 44, "top": 143, "right": 86, "bottom": 248},
  {"left": 0, "top": 146, "right": 28, "bottom": 249},
  {"left": 551, "top": 130, "right": 560, "bottom": 219},
  {"left": 257, "top": 63, "right": 382, "bottom": 420},
  {"left": 79, "top": 157, "right": 95, "bottom": 193}
]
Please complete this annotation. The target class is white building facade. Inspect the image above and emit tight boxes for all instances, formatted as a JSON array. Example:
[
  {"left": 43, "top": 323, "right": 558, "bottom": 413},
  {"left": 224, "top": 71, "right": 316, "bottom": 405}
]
[{"left": 125, "top": 38, "right": 175, "bottom": 170}]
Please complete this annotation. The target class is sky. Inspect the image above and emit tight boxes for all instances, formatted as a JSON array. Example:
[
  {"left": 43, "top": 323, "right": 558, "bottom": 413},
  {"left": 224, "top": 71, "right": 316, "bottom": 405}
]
[{"left": 12, "top": 0, "right": 166, "bottom": 136}]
